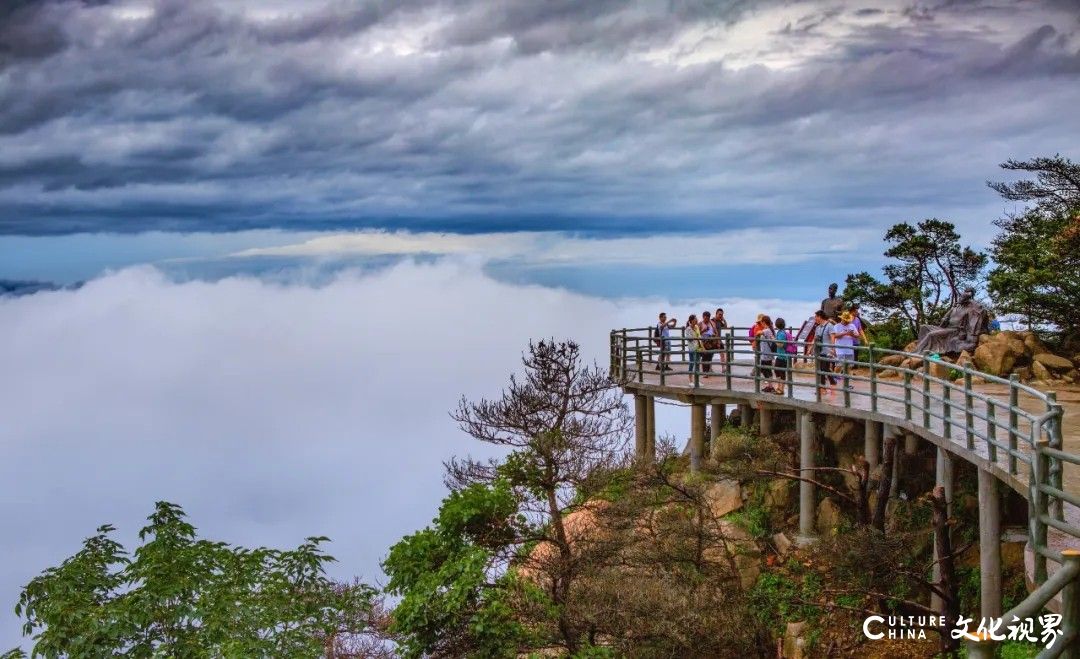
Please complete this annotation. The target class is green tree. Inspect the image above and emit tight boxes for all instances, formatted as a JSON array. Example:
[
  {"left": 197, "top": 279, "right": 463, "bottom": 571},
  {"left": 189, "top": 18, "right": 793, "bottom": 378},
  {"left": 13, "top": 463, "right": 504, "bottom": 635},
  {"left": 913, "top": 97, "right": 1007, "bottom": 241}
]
[
  {"left": 987, "top": 155, "right": 1080, "bottom": 340},
  {"left": 8, "top": 502, "right": 385, "bottom": 658},
  {"left": 383, "top": 340, "right": 631, "bottom": 657},
  {"left": 382, "top": 480, "right": 533, "bottom": 658},
  {"left": 843, "top": 219, "right": 986, "bottom": 345}
]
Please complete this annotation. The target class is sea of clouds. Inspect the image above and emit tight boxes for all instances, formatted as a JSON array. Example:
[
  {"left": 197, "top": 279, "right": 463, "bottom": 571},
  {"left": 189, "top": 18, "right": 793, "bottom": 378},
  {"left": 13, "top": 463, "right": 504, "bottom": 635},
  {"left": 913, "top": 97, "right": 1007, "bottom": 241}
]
[{"left": 0, "top": 259, "right": 816, "bottom": 645}]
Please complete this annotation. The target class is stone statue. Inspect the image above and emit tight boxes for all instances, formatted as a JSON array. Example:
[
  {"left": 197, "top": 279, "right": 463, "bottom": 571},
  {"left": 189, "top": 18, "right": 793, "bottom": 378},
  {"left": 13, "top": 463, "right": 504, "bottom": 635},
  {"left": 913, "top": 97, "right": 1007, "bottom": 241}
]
[
  {"left": 915, "top": 288, "right": 989, "bottom": 355},
  {"left": 821, "top": 283, "right": 844, "bottom": 321}
]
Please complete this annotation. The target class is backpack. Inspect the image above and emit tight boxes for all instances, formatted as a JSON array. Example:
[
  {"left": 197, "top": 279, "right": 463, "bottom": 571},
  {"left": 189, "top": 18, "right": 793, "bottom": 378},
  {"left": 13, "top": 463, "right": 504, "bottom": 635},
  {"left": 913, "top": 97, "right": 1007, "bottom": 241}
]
[
  {"left": 652, "top": 324, "right": 663, "bottom": 348},
  {"left": 778, "top": 329, "right": 798, "bottom": 355}
]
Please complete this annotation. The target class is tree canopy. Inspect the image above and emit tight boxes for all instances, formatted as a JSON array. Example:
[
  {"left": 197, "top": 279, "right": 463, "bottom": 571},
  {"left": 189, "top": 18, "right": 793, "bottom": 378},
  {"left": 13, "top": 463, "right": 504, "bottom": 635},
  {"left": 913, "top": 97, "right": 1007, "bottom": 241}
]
[
  {"left": 987, "top": 155, "right": 1080, "bottom": 341},
  {"left": 8, "top": 502, "right": 385, "bottom": 658},
  {"left": 843, "top": 218, "right": 986, "bottom": 346}
]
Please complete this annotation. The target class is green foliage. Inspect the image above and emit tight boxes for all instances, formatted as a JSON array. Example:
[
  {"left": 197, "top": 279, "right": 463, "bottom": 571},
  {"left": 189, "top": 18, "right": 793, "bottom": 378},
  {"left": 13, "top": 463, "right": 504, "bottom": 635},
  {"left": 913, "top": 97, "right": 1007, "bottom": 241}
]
[
  {"left": 748, "top": 562, "right": 823, "bottom": 633},
  {"left": 570, "top": 644, "right": 617, "bottom": 658},
  {"left": 11, "top": 501, "right": 377, "bottom": 658},
  {"left": 998, "top": 640, "right": 1040, "bottom": 658},
  {"left": 987, "top": 156, "right": 1080, "bottom": 340},
  {"left": 729, "top": 488, "right": 771, "bottom": 540},
  {"left": 844, "top": 219, "right": 986, "bottom": 337},
  {"left": 383, "top": 480, "right": 528, "bottom": 658},
  {"left": 954, "top": 640, "right": 1039, "bottom": 658},
  {"left": 957, "top": 565, "right": 981, "bottom": 615},
  {"left": 863, "top": 315, "right": 916, "bottom": 351}
]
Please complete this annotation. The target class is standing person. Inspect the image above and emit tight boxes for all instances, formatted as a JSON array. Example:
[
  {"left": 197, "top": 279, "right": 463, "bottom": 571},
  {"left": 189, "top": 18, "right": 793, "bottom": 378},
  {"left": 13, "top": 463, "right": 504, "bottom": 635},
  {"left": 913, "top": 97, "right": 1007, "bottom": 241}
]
[
  {"left": 821, "top": 283, "right": 844, "bottom": 322},
  {"left": 849, "top": 304, "right": 870, "bottom": 344},
  {"left": 797, "top": 315, "right": 817, "bottom": 365},
  {"left": 756, "top": 315, "right": 778, "bottom": 393},
  {"left": 714, "top": 308, "right": 729, "bottom": 367},
  {"left": 700, "top": 310, "right": 717, "bottom": 376},
  {"left": 654, "top": 312, "right": 677, "bottom": 371},
  {"left": 774, "top": 317, "right": 796, "bottom": 395},
  {"left": 831, "top": 310, "right": 862, "bottom": 391},
  {"left": 685, "top": 314, "right": 703, "bottom": 385},
  {"left": 813, "top": 310, "right": 838, "bottom": 395}
]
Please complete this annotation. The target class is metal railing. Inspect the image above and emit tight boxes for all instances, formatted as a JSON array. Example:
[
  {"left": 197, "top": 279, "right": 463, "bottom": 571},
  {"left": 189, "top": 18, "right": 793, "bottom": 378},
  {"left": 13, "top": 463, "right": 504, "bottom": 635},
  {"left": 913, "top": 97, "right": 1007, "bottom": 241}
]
[{"left": 610, "top": 325, "right": 1073, "bottom": 656}]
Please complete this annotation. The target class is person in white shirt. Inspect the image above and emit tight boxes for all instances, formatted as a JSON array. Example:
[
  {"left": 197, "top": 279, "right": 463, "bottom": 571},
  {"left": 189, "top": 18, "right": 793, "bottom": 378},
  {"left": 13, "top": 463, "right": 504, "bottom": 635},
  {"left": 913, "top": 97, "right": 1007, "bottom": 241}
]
[
  {"left": 831, "top": 310, "right": 862, "bottom": 391},
  {"left": 813, "top": 309, "right": 838, "bottom": 395}
]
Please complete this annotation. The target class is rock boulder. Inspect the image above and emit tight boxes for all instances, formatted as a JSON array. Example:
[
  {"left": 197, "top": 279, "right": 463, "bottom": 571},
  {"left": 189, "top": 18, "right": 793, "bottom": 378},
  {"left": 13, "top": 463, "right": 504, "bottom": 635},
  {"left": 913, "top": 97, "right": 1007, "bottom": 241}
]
[
  {"left": 974, "top": 341, "right": 1016, "bottom": 377},
  {"left": 880, "top": 354, "right": 904, "bottom": 367},
  {"left": 816, "top": 498, "right": 843, "bottom": 535},
  {"left": 823, "top": 416, "right": 861, "bottom": 445},
  {"left": 783, "top": 621, "right": 808, "bottom": 659},
  {"left": 1034, "top": 353, "right": 1074, "bottom": 373},
  {"left": 704, "top": 479, "right": 744, "bottom": 519},
  {"left": 1032, "top": 361, "right": 1052, "bottom": 382}
]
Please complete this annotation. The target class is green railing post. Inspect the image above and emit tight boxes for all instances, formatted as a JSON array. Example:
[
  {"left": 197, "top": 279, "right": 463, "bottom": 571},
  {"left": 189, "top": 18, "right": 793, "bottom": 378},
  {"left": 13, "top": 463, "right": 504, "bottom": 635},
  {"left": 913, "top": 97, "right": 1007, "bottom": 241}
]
[
  {"left": 922, "top": 358, "right": 931, "bottom": 428},
  {"left": 943, "top": 384, "right": 952, "bottom": 441},
  {"left": 842, "top": 359, "right": 851, "bottom": 407},
  {"left": 869, "top": 345, "right": 878, "bottom": 413},
  {"left": 636, "top": 348, "right": 643, "bottom": 383},
  {"left": 620, "top": 329, "right": 628, "bottom": 380},
  {"left": 1049, "top": 392, "right": 1065, "bottom": 522},
  {"left": 815, "top": 342, "right": 823, "bottom": 403},
  {"left": 1031, "top": 437, "right": 1049, "bottom": 586},
  {"left": 609, "top": 331, "right": 616, "bottom": 379},
  {"left": 986, "top": 401, "right": 998, "bottom": 464},
  {"left": 694, "top": 340, "right": 701, "bottom": 389},
  {"left": 1060, "top": 550, "right": 1080, "bottom": 653},
  {"left": 965, "top": 370, "right": 975, "bottom": 450},
  {"left": 725, "top": 330, "right": 733, "bottom": 391},
  {"left": 1008, "top": 374, "right": 1019, "bottom": 475},
  {"left": 753, "top": 350, "right": 761, "bottom": 394},
  {"left": 904, "top": 371, "right": 913, "bottom": 421}
]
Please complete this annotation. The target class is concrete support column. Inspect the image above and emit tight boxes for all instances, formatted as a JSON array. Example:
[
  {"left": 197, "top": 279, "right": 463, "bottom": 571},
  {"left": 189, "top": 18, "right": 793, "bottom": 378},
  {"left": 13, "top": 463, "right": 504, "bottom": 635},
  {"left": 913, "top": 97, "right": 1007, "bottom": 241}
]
[
  {"left": 709, "top": 403, "right": 724, "bottom": 460},
  {"left": 645, "top": 396, "right": 656, "bottom": 464},
  {"left": 690, "top": 403, "right": 706, "bottom": 473},
  {"left": 798, "top": 411, "right": 817, "bottom": 544},
  {"left": 864, "top": 420, "right": 881, "bottom": 470},
  {"left": 905, "top": 432, "right": 918, "bottom": 455},
  {"left": 740, "top": 403, "right": 753, "bottom": 429},
  {"left": 885, "top": 425, "right": 899, "bottom": 497},
  {"left": 931, "top": 447, "right": 955, "bottom": 613},
  {"left": 936, "top": 448, "right": 954, "bottom": 517},
  {"left": 759, "top": 406, "right": 774, "bottom": 436},
  {"left": 710, "top": 403, "right": 725, "bottom": 439},
  {"left": 634, "top": 394, "right": 647, "bottom": 461},
  {"left": 978, "top": 467, "right": 1002, "bottom": 619}
]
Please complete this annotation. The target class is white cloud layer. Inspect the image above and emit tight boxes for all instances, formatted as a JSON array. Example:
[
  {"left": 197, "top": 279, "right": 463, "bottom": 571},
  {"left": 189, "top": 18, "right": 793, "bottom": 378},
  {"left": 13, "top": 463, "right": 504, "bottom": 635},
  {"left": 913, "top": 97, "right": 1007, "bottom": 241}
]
[
  {"left": 230, "top": 227, "right": 877, "bottom": 266},
  {"left": 0, "top": 261, "right": 817, "bottom": 646}
]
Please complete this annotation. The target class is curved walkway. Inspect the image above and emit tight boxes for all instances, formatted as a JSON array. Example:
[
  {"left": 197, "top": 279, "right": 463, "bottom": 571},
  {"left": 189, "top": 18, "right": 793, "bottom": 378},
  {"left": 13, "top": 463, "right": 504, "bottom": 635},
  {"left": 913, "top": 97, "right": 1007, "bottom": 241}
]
[{"left": 611, "top": 327, "right": 1080, "bottom": 656}]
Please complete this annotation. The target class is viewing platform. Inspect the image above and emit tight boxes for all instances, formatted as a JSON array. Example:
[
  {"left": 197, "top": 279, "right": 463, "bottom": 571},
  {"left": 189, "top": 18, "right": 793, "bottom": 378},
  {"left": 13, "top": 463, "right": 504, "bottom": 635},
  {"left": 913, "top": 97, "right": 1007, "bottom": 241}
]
[{"left": 610, "top": 326, "right": 1080, "bottom": 657}]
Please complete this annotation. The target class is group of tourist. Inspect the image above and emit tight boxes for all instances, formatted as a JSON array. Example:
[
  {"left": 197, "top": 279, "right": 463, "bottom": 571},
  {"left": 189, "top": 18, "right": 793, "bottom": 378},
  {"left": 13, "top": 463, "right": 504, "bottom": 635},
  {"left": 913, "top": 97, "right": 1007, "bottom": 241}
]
[{"left": 652, "top": 283, "right": 869, "bottom": 397}]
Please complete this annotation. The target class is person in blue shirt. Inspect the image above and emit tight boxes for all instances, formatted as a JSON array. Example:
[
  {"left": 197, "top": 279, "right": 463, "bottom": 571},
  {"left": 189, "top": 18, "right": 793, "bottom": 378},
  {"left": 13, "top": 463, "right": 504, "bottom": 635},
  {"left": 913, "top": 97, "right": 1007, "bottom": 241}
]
[{"left": 653, "top": 312, "right": 677, "bottom": 371}]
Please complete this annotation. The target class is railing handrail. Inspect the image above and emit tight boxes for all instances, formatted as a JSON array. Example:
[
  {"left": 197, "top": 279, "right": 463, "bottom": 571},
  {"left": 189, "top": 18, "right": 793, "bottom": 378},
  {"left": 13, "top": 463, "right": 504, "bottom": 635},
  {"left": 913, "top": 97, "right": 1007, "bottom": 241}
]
[
  {"left": 610, "top": 324, "right": 1076, "bottom": 645},
  {"left": 620, "top": 324, "right": 1057, "bottom": 405}
]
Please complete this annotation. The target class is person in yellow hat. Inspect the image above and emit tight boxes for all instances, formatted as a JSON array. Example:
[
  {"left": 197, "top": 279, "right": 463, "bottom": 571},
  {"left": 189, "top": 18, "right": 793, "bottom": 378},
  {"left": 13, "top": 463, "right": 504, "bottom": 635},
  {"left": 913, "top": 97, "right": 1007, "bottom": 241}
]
[{"left": 831, "top": 310, "right": 862, "bottom": 391}]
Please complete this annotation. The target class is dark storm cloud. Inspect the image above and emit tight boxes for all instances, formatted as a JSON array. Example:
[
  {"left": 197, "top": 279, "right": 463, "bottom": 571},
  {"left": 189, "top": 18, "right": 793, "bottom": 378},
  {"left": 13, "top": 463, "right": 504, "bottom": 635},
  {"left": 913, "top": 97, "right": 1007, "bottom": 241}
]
[{"left": 0, "top": 0, "right": 1078, "bottom": 236}]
